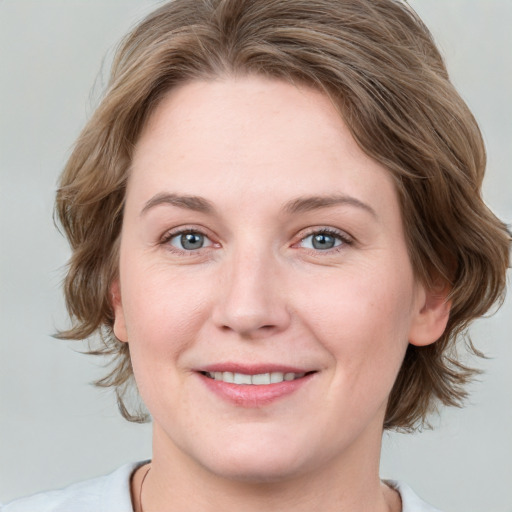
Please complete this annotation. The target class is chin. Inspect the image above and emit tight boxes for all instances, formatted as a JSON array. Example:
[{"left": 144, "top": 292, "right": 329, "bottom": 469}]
[
  {"left": 202, "top": 451, "right": 310, "bottom": 484},
  {"left": 184, "top": 427, "right": 326, "bottom": 484}
]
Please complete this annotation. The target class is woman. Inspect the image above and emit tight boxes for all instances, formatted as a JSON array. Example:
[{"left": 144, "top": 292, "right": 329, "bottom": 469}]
[{"left": 3, "top": 0, "right": 510, "bottom": 511}]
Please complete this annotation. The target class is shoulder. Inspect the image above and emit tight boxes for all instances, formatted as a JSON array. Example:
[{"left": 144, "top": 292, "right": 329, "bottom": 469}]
[
  {"left": 387, "top": 480, "right": 444, "bottom": 512},
  {"left": 1, "top": 461, "right": 148, "bottom": 512}
]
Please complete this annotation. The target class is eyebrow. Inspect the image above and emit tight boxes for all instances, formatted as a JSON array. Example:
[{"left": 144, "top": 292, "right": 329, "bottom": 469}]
[
  {"left": 284, "top": 194, "right": 377, "bottom": 218},
  {"left": 141, "top": 193, "right": 214, "bottom": 215},
  {"left": 140, "top": 192, "right": 377, "bottom": 218}
]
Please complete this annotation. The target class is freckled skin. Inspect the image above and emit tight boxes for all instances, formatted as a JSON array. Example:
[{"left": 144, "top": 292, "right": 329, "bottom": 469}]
[{"left": 113, "top": 76, "right": 448, "bottom": 511}]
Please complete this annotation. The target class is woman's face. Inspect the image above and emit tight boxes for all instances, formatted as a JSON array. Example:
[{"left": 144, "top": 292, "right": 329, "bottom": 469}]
[{"left": 113, "top": 76, "right": 443, "bottom": 482}]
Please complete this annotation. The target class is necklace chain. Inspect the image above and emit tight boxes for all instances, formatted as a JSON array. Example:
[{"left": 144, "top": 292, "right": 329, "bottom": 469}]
[{"left": 139, "top": 465, "right": 151, "bottom": 512}]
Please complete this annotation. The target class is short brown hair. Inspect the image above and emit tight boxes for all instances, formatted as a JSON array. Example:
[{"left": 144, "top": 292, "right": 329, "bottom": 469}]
[{"left": 55, "top": 0, "right": 510, "bottom": 429}]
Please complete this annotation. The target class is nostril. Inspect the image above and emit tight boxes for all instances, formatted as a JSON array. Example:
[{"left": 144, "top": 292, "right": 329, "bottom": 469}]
[{"left": 219, "top": 321, "right": 281, "bottom": 337}]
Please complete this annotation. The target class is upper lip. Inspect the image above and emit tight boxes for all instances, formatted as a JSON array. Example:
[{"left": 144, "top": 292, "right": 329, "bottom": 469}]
[{"left": 198, "top": 363, "right": 315, "bottom": 375}]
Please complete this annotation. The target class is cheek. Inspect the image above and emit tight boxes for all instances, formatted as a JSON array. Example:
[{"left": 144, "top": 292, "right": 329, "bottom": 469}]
[
  {"left": 118, "top": 263, "right": 217, "bottom": 417},
  {"left": 296, "top": 262, "right": 415, "bottom": 380},
  {"left": 119, "top": 259, "right": 214, "bottom": 363}
]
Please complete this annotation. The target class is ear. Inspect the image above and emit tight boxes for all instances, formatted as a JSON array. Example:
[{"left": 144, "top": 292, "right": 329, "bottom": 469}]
[
  {"left": 408, "top": 279, "right": 452, "bottom": 347},
  {"left": 110, "top": 279, "right": 128, "bottom": 343}
]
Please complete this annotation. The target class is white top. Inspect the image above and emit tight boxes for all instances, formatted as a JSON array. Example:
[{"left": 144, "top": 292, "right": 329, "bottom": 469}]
[{"left": 1, "top": 462, "right": 442, "bottom": 512}]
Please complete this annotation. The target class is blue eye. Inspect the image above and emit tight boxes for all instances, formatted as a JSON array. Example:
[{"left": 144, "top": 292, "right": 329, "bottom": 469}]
[
  {"left": 300, "top": 231, "right": 344, "bottom": 250},
  {"left": 168, "top": 231, "right": 213, "bottom": 251}
]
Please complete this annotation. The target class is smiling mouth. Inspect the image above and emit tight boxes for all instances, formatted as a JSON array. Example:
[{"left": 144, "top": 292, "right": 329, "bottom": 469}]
[{"left": 200, "top": 371, "right": 315, "bottom": 385}]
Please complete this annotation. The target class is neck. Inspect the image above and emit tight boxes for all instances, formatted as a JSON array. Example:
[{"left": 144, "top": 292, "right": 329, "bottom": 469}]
[{"left": 133, "top": 422, "right": 400, "bottom": 512}]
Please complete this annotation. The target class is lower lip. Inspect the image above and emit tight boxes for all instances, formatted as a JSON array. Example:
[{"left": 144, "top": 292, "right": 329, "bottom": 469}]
[{"left": 198, "top": 373, "right": 314, "bottom": 407}]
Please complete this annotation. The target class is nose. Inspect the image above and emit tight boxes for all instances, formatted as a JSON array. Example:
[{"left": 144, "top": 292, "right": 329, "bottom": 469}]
[{"left": 212, "top": 247, "right": 291, "bottom": 339}]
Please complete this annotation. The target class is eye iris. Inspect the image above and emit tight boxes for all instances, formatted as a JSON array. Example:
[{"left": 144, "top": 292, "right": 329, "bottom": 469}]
[
  {"left": 181, "top": 232, "right": 204, "bottom": 250},
  {"left": 312, "top": 233, "right": 336, "bottom": 250}
]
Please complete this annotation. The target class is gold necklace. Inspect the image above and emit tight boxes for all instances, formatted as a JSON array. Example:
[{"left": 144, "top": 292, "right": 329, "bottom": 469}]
[{"left": 139, "top": 465, "right": 151, "bottom": 512}]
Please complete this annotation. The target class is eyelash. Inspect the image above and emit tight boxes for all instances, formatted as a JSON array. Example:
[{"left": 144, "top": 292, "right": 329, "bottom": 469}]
[
  {"left": 159, "top": 227, "right": 353, "bottom": 255},
  {"left": 160, "top": 227, "right": 216, "bottom": 255},
  {"left": 295, "top": 227, "right": 353, "bottom": 254}
]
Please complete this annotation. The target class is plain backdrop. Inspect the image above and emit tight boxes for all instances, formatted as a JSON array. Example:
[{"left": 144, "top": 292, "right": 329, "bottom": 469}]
[{"left": 0, "top": 1, "right": 511, "bottom": 511}]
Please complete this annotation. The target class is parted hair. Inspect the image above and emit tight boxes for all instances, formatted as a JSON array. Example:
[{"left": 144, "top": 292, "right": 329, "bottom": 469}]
[{"left": 56, "top": 0, "right": 510, "bottom": 430}]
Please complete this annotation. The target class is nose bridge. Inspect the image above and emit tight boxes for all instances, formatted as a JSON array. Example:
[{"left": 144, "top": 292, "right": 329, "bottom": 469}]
[{"left": 213, "top": 239, "right": 290, "bottom": 337}]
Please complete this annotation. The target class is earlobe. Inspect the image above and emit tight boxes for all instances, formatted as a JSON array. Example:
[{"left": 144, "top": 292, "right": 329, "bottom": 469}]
[
  {"left": 110, "top": 280, "right": 128, "bottom": 343},
  {"left": 408, "top": 280, "right": 452, "bottom": 347}
]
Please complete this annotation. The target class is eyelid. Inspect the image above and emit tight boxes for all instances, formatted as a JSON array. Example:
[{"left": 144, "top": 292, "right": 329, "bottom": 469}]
[
  {"left": 158, "top": 225, "right": 353, "bottom": 255},
  {"left": 159, "top": 225, "right": 219, "bottom": 252},
  {"left": 170, "top": 232, "right": 214, "bottom": 249},
  {"left": 293, "top": 226, "right": 354, "bottom": 251}
]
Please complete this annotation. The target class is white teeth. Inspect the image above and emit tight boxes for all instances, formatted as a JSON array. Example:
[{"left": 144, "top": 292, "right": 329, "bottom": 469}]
[
  {"left": 270, "top": 372, "right": 284, "bottom": 383},
  {"left": 222, "top": 371, "right": 234, "bottom": 383},
  {"left": 206, "top": 371, "right": 306, "bottom": 385},
  {"left": 234, "top": 373, "right": 252, "bottom": 385},
  {"left": 252, "top": 373, "right": 271, "bottom": 385}
]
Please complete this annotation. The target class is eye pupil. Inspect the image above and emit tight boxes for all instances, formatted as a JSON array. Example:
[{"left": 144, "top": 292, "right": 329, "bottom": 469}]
[
  {"left": 181, "top": 232, "right": 204, "bottom": 250},
  {"left": 312, "top": 233, "right": 336, "bottom": 250}
]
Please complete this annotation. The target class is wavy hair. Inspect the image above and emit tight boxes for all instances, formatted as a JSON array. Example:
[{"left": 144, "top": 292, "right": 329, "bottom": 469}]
[{"left": 55, "top": 0, "right": 510, "bottom": 429}]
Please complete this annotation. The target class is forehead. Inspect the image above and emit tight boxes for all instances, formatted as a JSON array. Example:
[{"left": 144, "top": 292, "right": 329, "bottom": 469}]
[{"left": 129, "top": 75, "right": 399, "bottom": 221}]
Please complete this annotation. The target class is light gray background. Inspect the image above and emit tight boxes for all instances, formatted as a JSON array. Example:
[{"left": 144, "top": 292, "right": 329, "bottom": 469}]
[{"left": 1, "top": 1, "right": 511, "bottom": 510}]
